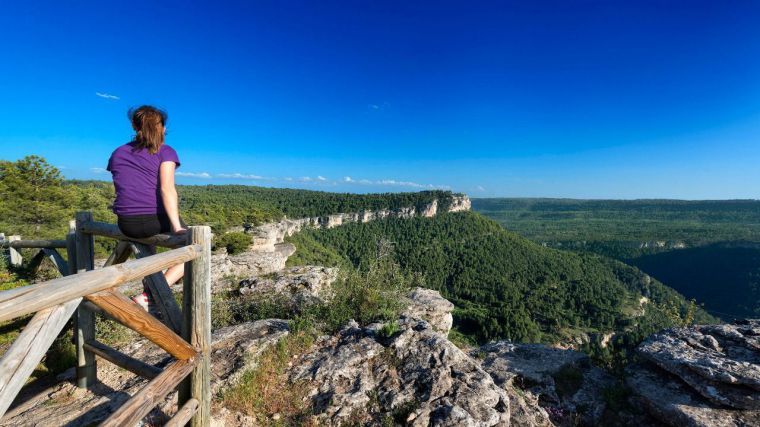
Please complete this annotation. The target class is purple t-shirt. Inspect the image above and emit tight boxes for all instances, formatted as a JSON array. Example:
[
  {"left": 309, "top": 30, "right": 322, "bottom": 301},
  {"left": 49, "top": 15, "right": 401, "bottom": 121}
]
[{"left": 107, "top": 142, "right": 181, "bottom": 216}]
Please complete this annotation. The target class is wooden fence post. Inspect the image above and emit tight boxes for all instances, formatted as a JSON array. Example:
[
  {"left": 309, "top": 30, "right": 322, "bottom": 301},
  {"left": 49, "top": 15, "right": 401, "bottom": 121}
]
[
  {"left": 179, "top": 226, "right": 211, "bottom": 427},
  {"left": 74, "top": 212, "right": 97, "bottom": 388},
  {"left": 8, "top": 236, "right": 22, "bottom": 267}
]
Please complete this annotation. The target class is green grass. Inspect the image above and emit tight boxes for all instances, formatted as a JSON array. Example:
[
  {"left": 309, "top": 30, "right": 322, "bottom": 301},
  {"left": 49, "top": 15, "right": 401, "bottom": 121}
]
[{"left": 221, "top": 331, "right": 317, "bottom": 426}]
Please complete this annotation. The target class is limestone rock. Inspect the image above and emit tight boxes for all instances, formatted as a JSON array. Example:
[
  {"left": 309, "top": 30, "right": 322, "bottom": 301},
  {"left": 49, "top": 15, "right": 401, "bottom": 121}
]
[
  {"left": 290, "top": 318, "right": 510, "bottom": 426},
  {"left": 626, "top": 362, "right": 760, "bottom": 427},
  {"left": 420, "top": 199, "right": 438, "bottom": 217},
  {"left": 239, "top": 265, "right": 339, "bottom": 307},
  {"left": 449, "top": 195, "right": 472, "bottom": 212},
  {"left": 210, "top": 319, "right": 290, "bottom": 395},
  {"left": 636, "top": 320, "right": 760, "bottom": 410},
  {"left": 210, "top": 243, "right": 295, "bottom": 290},
  {"left": 402, "top": 287, "right": 454, "bottom": 335},
  {"left": 474, "top": 342, "right": 613, "bottom": 426}
]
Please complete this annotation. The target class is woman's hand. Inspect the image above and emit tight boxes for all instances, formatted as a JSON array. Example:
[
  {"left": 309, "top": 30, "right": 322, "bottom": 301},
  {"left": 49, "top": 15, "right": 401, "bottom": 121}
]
[{"left": 173, "top": 226, "right": 187, "bottom": 234}]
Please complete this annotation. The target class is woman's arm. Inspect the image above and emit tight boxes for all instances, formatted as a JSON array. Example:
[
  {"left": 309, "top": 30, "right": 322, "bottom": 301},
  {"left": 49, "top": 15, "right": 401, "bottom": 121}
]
[{"left": 159, "top": 161, "right": 185, "bottom": 233}]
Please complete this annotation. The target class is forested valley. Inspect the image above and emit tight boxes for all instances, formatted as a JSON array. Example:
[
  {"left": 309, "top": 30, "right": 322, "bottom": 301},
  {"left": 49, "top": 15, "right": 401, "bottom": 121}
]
[{"left": 472, "top": 198, "right": 760, "bottom": 320}]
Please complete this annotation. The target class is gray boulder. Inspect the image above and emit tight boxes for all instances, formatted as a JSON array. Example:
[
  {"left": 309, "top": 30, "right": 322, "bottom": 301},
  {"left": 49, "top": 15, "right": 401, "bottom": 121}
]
[
  {"left": 290, "top": 318, "right": 511, "bottom": 426},
  {"left": 402, "top": 287, "right": 455, "bottom": 335},
  {"left": 238, "top": 265, "right": 338, "bottom": 307},
  {"left": 627, "top": 362, "right": 760, "bottom": 427},
  {"left": 474, "top": 342, "right": 614, "bottom": 426},
  {"left": 636, "top": 319, "right": 760, "bottom": 410}
]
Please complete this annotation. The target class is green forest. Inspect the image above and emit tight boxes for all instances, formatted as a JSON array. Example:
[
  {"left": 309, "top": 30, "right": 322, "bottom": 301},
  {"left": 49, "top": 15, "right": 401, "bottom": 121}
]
[
  {"left": 472, "top": 197, "right": 760, "bottom": 319},
  {"left": 0, "top": 156, "right": 456, "bottom": 249},
  {"left": 287, "top": 211, "right": 715, "bottom": 345},
  {"left": 472, "top": 198, "right": 760, "bottom": 257}
]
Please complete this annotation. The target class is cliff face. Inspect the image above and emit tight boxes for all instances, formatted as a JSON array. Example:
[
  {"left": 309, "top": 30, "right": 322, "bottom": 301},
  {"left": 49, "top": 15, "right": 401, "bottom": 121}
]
[
  {"left": 209, "top": 195, "right": 471, "bottom": 287},
  {"left": 249, "top": 195, "right": 471, "bottom": 252}
]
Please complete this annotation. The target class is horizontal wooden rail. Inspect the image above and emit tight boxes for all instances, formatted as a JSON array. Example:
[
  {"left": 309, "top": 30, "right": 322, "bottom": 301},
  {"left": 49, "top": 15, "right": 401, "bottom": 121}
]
[
  {"left": 0, "top": 244, "right": 201, "bottom": 323},
  {"left": 166, "top": 398, "right": 199, "bottom": 427},
  {"left": 79, "top": 220, "right": 187, "bottom": 248},
  {"left": 84, "top": 340, "right": 162, "bottom": 380},
  {"left": 100, "top": 358, "right": 197, "bottom": 427},
  {"left": 0, "top": 239, "right": 67, "bottom": 249}
]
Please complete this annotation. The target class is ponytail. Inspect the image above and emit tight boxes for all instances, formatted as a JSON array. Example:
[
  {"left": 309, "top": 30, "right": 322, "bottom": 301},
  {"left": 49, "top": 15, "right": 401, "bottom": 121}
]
[{"left": 128, "top": 105, "right": 168, "bottom": 154}]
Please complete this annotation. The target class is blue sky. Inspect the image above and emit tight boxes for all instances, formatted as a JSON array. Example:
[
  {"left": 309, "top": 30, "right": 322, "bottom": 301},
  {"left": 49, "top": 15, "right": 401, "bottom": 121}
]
[{"left": 1, "top": 1, "right": 759, "bottom": 198}]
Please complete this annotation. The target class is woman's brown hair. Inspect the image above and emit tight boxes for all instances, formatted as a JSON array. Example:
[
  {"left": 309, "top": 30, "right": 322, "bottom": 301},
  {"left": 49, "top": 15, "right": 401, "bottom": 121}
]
[{"left": 128, "top": 105, "right": 168, "bottom": 154}]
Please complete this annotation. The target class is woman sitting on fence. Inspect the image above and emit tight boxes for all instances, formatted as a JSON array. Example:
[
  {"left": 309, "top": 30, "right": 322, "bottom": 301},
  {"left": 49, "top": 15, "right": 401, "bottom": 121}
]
[{"left": 106, "top": 105, "right": 186, "bottom": 311}]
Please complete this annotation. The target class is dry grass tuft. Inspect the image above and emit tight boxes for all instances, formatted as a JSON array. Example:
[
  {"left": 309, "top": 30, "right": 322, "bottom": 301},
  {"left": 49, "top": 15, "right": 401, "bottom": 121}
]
[{"left": 222, "top": 331, "right": 318, "bottom": 426}]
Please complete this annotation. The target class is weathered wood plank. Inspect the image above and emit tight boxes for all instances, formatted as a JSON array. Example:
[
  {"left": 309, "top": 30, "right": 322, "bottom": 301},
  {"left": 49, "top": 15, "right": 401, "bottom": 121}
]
[
  {"left": 131, "top": 243, "right": 183, "bottom": 333},
  {"left": 28, "top": 249, "right": 69, "bottom": 277},
  {"left": 65, "top": 222, "right": 77, "bottom": 276},
  {"left": 42, "top": 248, "right": 69, "bottom": 276},
  {"left": 81, "top": 300, "right": 117, "bottom": 322},
  {"left": 166, "top": 398, "right": 199, "bottom": 427},
  {"left": 0, "top": 244, "right": 200, "bottom": 322},
  {"left": 179, "top": 226, "right": 212, "bottom": 427},
  {"left": 98, "top": 358, "right": 196, "bottom": 427},
  {"left": 75, "top": 212, "right": 97, "bottom": 389},
  {"left": 0, "top": 298, "right": 82, "bottom": 418},
  {"left": 25, "top": 249, "right": 47, "bottom": 275},
  {"left": 102, "top": 241, "right": 133, "bottom": 267},
  {"left": 85, "top": 290, "right": 197, "bottom": 360},
  {"left": 84, "top": 340, "right": 162, "bottom": 380},
  {"left": 7, "top": 236, "right": 22, "bottom": 267},
  {"left": 80, "top": 220, "right": 187, "bottom": 248},
  {"left": 0, "top": 239, "right": 67, "bottom": 249}
]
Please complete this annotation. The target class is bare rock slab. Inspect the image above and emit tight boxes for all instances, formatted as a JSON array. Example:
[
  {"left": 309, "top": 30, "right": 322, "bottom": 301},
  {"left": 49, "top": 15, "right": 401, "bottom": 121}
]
[
  {"left": 637, "top": 319, "right": 760, "bottom": 410},
  {"left": 290, "top": 318, "right": 510, "bottom": 426}
]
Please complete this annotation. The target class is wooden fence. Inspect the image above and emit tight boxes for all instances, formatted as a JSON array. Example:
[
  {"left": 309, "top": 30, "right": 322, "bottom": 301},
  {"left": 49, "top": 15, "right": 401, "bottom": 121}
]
[{"left": 0, "top": 212, "right": 211, "bottom": 426}]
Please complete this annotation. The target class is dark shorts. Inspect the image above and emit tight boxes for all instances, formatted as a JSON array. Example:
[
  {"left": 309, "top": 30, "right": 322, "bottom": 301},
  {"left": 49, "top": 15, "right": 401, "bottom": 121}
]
[{"left": 117, "top": 214, "right": 186, "bottom": 239}]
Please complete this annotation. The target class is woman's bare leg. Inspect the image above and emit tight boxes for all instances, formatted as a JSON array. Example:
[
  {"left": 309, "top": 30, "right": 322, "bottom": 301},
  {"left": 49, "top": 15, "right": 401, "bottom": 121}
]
[{"left": 164, "top": 263, "right": 185, "bottom": 285}]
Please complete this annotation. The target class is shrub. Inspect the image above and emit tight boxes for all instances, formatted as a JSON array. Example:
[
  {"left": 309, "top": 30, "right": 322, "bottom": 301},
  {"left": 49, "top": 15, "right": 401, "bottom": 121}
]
[
  {"left": 306, "top": 239, "right": 419, "bottom": 333},
  {"left": 215, "top": 232, "right": 252, "bottom": 255},
  {"left": 44, "top": 333, "right": 77, "bottom": 374},
  {"left": 211, "top": 291, "right": 295, "bottom": 329},
  {"left": 377, "top": 320, "right": 401, "bottom": 339}
]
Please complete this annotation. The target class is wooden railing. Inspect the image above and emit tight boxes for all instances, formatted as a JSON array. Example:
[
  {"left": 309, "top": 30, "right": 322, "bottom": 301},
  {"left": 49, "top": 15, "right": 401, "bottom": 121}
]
[{"left": 0, "top": 212, "right": 211, "bottom": 426}]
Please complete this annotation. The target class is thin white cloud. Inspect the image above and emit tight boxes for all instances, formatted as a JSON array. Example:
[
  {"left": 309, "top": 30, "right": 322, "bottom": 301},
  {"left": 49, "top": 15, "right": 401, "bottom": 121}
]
[
  {"left": 95, "top": 92, "right": 120, "bottom": 100},
  {"left": 476, "top": 185, "right": 486, "bottom": 192},
  {"left": 217, "top": 173, "right": 265, "bottom": 180},
  {"left": 90, "top": 167, "right": 107, "bottom": 174},
  {"left": 342, "top": 175, "right": 447, "bottom": 189},
  {"left": 176, "top": 171, "right": 212, "bottom": 179},
  {"left": 368, "top": 102, "right": 390, "bottom": 112},
  {"left": 316, "top": 175, "right": 327, "bottom": 181}
]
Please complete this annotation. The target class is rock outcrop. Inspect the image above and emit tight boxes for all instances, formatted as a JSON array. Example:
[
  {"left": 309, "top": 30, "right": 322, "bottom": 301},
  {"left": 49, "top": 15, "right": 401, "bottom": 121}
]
[
  {"left": 627, "top": 319, "right": 760, "bottom": 426},
  {"left": 239, "top": 265, "right": 338, "bottom": 307},
  {"left": 210, "top": 242, "right": 296, "bottom": 290},
  {"left": 290, "top": 317, "right": 511, "bottom": 426},
  {"left": 474, "top": 342, "right": 614, "bottom": 426},
  {"left": 402, "top": 287, "right": 454, "bottom": 335},
  {"left": 449, "top": 194, "right": 472, "bottom": 212}
]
